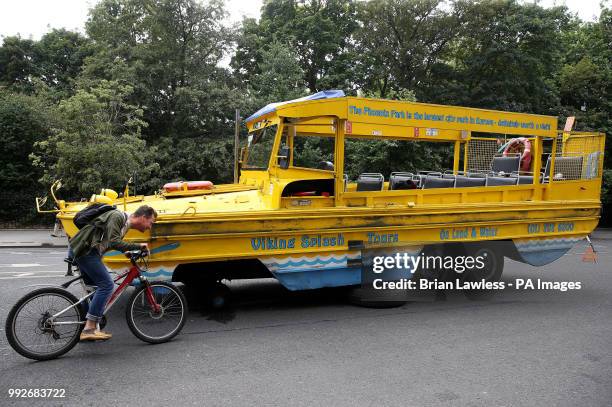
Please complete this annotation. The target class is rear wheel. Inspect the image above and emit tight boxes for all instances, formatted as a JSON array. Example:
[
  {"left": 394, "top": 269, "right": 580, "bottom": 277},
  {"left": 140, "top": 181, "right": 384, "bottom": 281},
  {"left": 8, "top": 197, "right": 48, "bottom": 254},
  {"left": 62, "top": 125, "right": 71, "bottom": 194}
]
[
  {"left": 5, "top": 287, "right": 85, "bottom": 361},
  {"left": 463, "top": 245, "right": 504, "bottom": 300},
  {"left": 126, "top": 282, "right": 188, "bottom": 343}
]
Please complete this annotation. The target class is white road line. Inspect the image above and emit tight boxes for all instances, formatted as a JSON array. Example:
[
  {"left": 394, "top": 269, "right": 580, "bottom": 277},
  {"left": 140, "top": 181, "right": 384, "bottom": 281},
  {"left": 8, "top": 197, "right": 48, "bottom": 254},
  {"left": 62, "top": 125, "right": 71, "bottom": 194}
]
[
  {"left": 0, "top": 263, "right": 45, "bottom": 268},
  {"left": 0, "top": 270, "right": 66, "bottom": 274},
  {"left": 0, "top": 274, "right": 67, "bottom": 280}
]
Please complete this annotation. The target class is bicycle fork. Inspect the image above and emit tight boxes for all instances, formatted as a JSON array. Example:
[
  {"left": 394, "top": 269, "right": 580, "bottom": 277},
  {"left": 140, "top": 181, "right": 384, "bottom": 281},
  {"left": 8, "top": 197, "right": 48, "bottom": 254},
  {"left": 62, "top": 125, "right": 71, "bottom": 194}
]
[{"left": 141, "top": 278, "right": 162, "bottom": 314}]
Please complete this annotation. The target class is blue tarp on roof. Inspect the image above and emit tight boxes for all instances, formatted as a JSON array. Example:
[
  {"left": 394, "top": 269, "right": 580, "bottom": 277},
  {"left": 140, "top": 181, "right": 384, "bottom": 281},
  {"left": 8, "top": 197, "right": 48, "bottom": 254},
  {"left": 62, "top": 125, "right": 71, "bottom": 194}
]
[{"left": 245, "top": 90, "right": 345, "bottom": 123}]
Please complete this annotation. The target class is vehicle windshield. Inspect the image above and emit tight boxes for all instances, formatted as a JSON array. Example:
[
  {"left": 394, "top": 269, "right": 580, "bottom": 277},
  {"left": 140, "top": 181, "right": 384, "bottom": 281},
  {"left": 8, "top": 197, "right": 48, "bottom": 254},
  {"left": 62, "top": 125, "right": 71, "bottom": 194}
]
[{"left": 243, "top": 125, "right": 278, "bottom": 170}]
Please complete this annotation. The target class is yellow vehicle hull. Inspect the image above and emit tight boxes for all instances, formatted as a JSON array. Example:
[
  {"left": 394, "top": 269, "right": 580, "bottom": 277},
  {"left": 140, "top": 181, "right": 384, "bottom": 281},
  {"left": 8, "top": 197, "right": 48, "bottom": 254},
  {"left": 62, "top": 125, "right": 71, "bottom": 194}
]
[
  {"left": 52, "top": 94, "right": 604, "bottom": 290},
  {"left": 57, "top": 189, "right": 598, "bottom": 290}
]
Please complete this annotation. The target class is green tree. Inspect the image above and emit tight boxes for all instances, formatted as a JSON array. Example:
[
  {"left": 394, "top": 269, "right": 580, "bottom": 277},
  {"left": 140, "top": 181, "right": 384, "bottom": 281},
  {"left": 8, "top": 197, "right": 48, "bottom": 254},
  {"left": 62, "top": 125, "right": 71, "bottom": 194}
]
[
  {"left": 84, "top": 0, "right": 234, "bottom": 141},
  {"left": 34, "top": 29, "right": 93, "bottom": 99},
  {"left": 557, "top": 7, "right": 611, "bottom": 166},
  {"left": 250, "top": 40, "right": 306, "bottom": 105},
  {"left": 0, "top": 30, "right": 92, "bottom": 98},
  {"left": 428, "top": 0, "right": 570, "bottom": 113},
  {"left": 0, "top": 91, "right": 55, "bottom": 223},
  {"left": 31, "top": 80, "right": 158, "bottom": 196},
  {"left": 354, "top": 0, "right": 465, "bottom": 99},
  {"left": 0, "top": 36, "right": 37, "bottom": 93},
  {"left": 232, "top": 0, "right": 359, "bottom": 93}
]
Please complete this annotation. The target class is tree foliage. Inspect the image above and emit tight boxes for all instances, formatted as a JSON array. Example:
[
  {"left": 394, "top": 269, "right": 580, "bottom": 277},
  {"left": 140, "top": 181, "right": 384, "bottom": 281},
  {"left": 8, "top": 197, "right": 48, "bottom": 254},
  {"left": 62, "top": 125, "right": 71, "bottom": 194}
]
[
  {"left": 250, "top": 40, "right": 306, "bottom": 105},
  {"left": 84, "top": 0, "right": 234, "bottom": 140},
  {"left": 0, "top": 30, "right": 92, "bottom": 97},
  {"left": 31, "top": 80, "right": 157, "bottom": 196},
  {"left": 354, "top": 0, "right": 464, "bottom": 98},
  {"left": 232, "top": 0, "right": 359, "bottom": 92},
  {"left": 0, "top": 91, "right": 55, "bottom": 222}
]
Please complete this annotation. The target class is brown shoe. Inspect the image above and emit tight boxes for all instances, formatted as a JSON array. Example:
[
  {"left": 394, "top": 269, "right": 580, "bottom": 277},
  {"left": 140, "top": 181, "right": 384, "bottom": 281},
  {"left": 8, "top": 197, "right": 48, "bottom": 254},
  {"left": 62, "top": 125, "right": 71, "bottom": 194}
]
[{"left": 80, "top": 329, "right": 112, "bottom": 341}]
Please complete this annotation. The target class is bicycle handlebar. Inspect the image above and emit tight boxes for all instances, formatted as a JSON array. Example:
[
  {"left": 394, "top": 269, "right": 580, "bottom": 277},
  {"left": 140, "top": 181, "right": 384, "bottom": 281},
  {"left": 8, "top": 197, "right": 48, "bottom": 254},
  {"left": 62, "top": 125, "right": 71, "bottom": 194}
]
[{"left": 126, "top": 249, "right": 149, "bottom": 260}]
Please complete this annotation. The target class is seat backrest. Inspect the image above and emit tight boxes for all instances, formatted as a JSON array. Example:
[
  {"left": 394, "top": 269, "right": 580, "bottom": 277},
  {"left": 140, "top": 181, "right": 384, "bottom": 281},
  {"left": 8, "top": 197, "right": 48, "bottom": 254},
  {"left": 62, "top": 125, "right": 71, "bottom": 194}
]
[
  {"left": 552, "top": 156, "right": 584, "bottom": 180},
  {"left": 455, "top": 175, "right": 486, "bottom": 188},
  {"left": 356, "top": 173, "right": 384, "bottom": 191},
  {"left": 486, "top": 175, "right": 518, "bottom": 186},
  {"left": 389, "top": 172, "right": 417, "bottom": 190},
  {"left": 516, "top": 175, "right": 534, "bottom": 185},
  {"left": 491, "top": 155, "right": 521, "bottom": 174},
  {"left": 423, "top": 175, "right": 455, "bottom": 189}
]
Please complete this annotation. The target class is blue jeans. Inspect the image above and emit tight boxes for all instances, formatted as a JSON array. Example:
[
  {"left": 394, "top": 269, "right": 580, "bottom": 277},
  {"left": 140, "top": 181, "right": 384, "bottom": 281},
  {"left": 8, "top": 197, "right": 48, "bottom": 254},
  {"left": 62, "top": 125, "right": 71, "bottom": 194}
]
[{"left": 74, "top": 248, "right": 114, "bottom": 323}]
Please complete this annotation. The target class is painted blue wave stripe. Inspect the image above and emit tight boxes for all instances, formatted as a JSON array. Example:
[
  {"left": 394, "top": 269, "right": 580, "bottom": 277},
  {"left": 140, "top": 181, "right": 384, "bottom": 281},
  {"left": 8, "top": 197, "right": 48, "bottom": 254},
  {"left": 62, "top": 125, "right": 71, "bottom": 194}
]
[
  {"left": 272, "top": 262, "right": 348, "bottom": 272},
  {"left": 143, "top": 270, "right": 174, "bottom": 278},
  {"left": 268, "top": 257, "right": 349, "bottom": 268},
  {"left": 150, "top": 242, "right": 181, "bottom": 254},
  {"left": 516, "top": 239, "right": 581, "bottom": 249},
  {"left": 105, "top": 242, "right": 181, "bottom": 257},
  {"left": 273, "top": 266, "right": 353, "bottom": 274}
]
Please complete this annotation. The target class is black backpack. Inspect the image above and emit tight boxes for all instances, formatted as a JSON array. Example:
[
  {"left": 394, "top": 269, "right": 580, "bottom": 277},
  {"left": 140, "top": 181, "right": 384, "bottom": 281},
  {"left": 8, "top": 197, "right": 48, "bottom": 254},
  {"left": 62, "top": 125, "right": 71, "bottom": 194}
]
[{"left": 73, "top": 203, "right": 117, "bottom": 229}]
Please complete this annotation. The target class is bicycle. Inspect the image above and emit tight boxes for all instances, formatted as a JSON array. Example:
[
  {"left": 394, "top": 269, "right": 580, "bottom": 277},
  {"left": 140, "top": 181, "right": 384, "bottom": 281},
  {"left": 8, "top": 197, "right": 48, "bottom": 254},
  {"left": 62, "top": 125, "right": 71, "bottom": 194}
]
[{"left": 5, "top": 249, "right": 188, "bottom": 361}]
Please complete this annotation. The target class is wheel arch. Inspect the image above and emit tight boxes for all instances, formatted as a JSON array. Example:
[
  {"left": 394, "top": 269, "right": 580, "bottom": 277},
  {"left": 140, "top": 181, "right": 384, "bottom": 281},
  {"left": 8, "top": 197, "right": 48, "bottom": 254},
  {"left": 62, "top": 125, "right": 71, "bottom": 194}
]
[{"left": 172, "top": 258, "right": 273, "bottom": 283}]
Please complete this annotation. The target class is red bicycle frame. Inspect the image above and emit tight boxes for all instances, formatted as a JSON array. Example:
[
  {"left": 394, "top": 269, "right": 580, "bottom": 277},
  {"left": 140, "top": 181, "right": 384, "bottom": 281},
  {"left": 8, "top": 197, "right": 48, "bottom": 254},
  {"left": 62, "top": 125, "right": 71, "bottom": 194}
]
[
  {"left": 50, "top": 253, "right": 160, "bottom": 326},
  {"left": 102, "top": 261, "right": 161, "bottom": 315}
]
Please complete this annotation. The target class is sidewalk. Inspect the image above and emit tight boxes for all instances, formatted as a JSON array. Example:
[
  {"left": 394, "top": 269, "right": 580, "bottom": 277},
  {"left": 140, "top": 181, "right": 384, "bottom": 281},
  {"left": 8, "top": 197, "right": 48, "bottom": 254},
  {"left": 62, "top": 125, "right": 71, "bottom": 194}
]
[
  {"left": 0, "top": 227, "right": 610, "bottom": 248},
  {"left": 0, "top": 229, "right": 69, "bottom": 248}
]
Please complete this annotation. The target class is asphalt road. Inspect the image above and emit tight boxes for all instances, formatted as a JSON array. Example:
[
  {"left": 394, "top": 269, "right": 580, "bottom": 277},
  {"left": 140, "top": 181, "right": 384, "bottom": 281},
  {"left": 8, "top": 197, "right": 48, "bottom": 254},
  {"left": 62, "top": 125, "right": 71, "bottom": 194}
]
[{"left": 0, "top": 241, "right": 611, "bottom": 407}]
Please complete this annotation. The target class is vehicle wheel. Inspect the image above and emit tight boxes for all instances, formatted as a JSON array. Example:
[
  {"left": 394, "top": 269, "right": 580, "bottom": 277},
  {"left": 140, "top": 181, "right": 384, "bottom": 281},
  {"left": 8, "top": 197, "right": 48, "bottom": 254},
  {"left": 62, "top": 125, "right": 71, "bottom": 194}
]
[
  {"left": 206, "top": 282, "right": 231, "bottom": 310},
  {"left": 347, "top": 286, "right": 408, "bottom": 308},
  {"left": 5, "top": 287, "right": 86, "bottom": 361},
  {"left": 126, "top": 282, "right": 188, "bottom": 344},
  {"left": 463, "top": 245, "right": 504, "bottom": 300}
]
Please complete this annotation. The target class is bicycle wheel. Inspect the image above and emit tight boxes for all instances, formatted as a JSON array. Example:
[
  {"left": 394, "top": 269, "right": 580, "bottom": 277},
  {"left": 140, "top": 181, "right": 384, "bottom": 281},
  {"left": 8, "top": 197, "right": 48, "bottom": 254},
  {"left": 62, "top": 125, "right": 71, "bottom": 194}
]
[
  {"left": 5, "top": 287, "right": 86, "bottom": 361},
  {"left": 126, "top": 282, "right": 187, "bottom": 344}
]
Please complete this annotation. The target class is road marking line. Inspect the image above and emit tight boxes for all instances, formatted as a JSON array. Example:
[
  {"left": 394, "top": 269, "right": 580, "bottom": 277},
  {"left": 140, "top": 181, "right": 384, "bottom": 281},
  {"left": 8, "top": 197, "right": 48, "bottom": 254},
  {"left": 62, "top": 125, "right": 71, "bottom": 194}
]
[
  {"left": 0, "top": 274, "right": 66, "bottom": 280},
  {"left": 0, "top": 270, "right": 66, "bottom": 274},
  {"left": 0, "top": 263, "right": 45, "bottom": 268}
]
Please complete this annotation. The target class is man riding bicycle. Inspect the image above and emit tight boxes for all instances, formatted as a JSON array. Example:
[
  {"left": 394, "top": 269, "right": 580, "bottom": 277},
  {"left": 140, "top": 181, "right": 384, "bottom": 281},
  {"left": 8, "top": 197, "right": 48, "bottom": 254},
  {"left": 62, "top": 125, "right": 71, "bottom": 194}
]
[{"left": 69, "top": 204, "right": 158, "bottom": 341}]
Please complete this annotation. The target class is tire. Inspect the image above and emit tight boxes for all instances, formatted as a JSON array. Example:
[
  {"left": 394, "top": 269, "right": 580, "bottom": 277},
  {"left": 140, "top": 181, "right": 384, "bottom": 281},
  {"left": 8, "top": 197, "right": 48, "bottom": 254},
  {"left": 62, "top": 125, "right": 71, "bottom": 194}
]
[
  {"left": 347, "top": 286, "right": 408, "bottom": 308},
  {"left": 463, "top": 245, "right": 504, "bottom": 300},
  {"left": 126, "top": 281, "right": 188, "bottom": 344},
  {"left": 5, "top": 287, "right": 86, "bottom": 361},
  {"left": 206, "top": 282, "right": 231, "bottom": 310}
]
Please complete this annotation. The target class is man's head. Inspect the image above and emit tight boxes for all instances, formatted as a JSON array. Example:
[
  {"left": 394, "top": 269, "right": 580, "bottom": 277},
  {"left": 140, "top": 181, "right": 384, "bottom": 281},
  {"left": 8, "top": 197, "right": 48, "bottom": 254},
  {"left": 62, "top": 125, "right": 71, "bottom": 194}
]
[{"left": 129, "top": 205, "right": 158, "bottom": 232}]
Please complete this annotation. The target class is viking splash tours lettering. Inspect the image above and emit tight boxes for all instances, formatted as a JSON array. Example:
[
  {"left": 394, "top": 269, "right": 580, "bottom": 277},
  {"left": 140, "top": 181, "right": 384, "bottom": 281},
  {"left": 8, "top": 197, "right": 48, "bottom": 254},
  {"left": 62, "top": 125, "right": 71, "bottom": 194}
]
[{"left": 251, "top": 234, "right": 344, "bottom": 251}]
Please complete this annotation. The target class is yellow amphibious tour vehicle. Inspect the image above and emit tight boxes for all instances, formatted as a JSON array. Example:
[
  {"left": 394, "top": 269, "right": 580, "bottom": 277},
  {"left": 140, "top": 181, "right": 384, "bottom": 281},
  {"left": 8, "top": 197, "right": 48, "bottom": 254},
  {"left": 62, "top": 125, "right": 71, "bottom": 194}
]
[{"left": 43, "top": 91, "right": 605, "bottom": 301}]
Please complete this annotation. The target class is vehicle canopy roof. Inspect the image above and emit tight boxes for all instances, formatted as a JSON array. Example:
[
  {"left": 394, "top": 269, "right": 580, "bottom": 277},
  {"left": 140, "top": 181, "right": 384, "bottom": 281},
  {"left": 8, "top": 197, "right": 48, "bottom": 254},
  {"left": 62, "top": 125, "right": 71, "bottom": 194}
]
[{"left": 245, "top": 90, "right": 558, "bottom": 140}]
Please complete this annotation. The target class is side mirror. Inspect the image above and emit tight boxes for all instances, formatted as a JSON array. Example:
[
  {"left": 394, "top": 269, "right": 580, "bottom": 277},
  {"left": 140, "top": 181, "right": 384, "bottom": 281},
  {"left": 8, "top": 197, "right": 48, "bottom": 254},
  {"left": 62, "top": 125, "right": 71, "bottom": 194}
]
[{"left": 278, "top": 145, "right": 290, "bottom": 169}]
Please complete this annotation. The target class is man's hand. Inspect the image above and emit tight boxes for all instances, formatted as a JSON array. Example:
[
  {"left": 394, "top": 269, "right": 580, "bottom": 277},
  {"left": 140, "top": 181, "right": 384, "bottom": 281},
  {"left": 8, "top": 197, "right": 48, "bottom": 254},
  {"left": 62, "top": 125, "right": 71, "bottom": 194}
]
[{"left": 140, "top": 243, "right": 149, "bottom": 253}]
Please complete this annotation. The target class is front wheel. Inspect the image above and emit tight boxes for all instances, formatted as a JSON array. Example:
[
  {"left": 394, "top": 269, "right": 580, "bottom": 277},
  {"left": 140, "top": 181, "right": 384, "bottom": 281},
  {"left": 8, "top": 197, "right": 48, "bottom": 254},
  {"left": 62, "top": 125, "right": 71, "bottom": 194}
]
[
  {"left": 5, "top": 287, "right": 86, "bottom": 361},
  {"left": 126, "top": 282, "right": 188, "bottom": 344}
]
